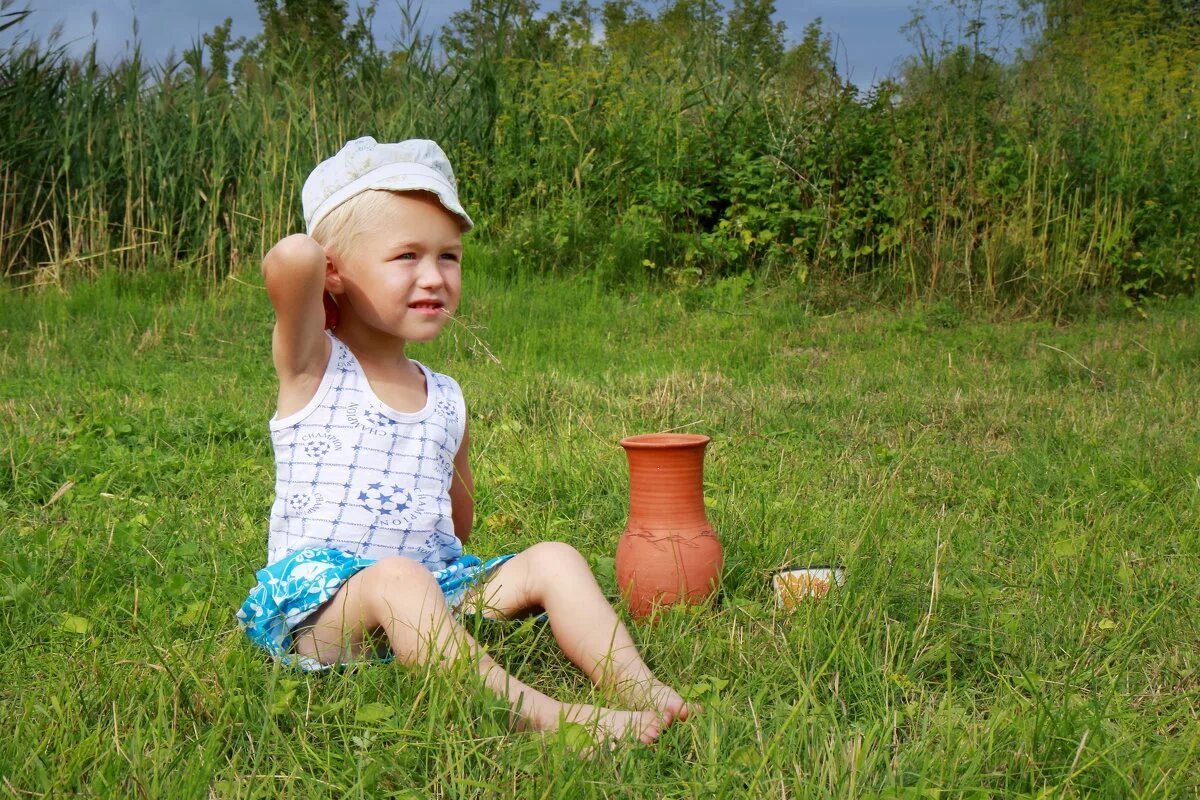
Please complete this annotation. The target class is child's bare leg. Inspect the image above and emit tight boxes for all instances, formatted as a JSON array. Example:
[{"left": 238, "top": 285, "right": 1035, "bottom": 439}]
[
  {"left": 291, "top": 555, "right": 664, "bottom": 743},
  {"left": 468, "top": 542, "right": 691, "bottom": 724}
]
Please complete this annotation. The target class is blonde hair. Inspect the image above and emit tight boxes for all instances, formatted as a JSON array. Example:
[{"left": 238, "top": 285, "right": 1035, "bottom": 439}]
[
  {"left": 309, "top": 189, "right": 401, "bottom": 261},
  {"left": 310, "top": 189, "right": 465, "bottom": 261}
]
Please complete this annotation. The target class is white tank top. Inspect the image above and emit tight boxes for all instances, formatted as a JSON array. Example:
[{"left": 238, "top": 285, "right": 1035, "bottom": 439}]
[{"left": 265, "top": 333, "right": 466, "bottom": 570}]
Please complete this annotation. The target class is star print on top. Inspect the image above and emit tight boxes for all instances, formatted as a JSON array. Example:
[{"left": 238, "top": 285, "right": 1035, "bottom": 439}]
[{"left": 264, "top": 332, "right": 466, "bottom": 569}]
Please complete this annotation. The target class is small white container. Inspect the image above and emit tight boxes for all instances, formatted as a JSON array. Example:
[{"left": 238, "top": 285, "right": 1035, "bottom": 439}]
[{"left": 772, "top": 566, "right": 846, "bottom": 608}]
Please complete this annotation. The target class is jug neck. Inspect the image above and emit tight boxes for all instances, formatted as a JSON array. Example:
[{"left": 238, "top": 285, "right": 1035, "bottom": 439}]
[{"left": 621, "top": 434, "right": 711, "bottom": 531}]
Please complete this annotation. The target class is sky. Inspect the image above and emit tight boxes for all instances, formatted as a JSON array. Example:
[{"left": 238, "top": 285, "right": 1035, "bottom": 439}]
[{"left": 13, "top": 1, "right": 1030, "bottom": 89}]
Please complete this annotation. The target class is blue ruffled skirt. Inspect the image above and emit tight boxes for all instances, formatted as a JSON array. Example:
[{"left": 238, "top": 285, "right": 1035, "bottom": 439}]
[{"left": 237, "top": 547, "right": 514, "bottom": 671}]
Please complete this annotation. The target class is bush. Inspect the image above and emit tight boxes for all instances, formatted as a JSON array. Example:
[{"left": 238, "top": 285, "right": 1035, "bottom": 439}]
[{"left": 1, "top": 0, "right": 1197, "bottom": 313}]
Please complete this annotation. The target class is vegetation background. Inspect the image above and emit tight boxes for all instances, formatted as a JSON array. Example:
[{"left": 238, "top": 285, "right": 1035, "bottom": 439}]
[
  {"left": 1, "top": 0, "right": 1198, "bottom": 313},
  {"left": 2, "top": 0, "right": 1199, "bottom": 796}
]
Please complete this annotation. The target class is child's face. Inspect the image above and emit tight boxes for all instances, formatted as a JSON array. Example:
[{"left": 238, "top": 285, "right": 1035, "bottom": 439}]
[{"left": 329, "top": 191, "right": 464, "bottom": 344}]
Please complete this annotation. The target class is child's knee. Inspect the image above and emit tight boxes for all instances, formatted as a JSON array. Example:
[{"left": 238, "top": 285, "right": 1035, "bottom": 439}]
[
  {"left": 527, "top": 541, "right": 589, "bottom": 573},
  {"left": 361, "top": 556, "right": 441, "bottom": 607}
]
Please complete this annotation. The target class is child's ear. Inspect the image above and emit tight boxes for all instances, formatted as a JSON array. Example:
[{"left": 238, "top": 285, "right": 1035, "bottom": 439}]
[
  {"left": 323, "top": 250, "right": 344, "bottom": 295},
  {"left": 321, "top": 252, "right": 343, "bottom": 330}
]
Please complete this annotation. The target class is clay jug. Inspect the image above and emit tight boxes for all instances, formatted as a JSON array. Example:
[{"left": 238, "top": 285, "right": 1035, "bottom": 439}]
[{"left": 616, "top": 433, "right": 723, "bottom": 619}]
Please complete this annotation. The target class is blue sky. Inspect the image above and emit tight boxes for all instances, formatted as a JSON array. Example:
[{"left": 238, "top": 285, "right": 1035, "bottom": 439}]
[{"left": 18, "top": 1, "right": 1029, "bottom": 89}]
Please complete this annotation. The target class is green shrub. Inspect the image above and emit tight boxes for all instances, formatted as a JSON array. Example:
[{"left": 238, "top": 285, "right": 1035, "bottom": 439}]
[{"left": 1, "top": 0, "right": 1197, "bottom": 313}]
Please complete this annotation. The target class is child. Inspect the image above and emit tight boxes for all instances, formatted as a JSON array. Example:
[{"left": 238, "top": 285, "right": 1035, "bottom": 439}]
[{"left": 237, "top": 137, "right": 689, "bottom": 745}]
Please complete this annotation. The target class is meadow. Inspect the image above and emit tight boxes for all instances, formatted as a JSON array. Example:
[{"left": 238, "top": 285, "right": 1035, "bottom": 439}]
[
  {"left": 1, "top": 268, "right": 1198, "bottom": 797},
  {"left": 3, "top": 0, "right": 1200, "bottom": 795}
]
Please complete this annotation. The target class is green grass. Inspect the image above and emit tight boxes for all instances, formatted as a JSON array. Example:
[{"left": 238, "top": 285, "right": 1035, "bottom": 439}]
[
  {"left": 6, "top": 3, "right": 1199, "bottom": 310},
  {"left": 2, "top": 270, "right": 1199, "bottom": 797}
]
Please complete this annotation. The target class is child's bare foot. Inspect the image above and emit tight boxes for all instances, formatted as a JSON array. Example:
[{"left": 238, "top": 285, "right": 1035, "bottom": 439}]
[
  {"left": 617, "top": 678, "right": 693, "bottom": 725},
  {"left": 540, "top": 704, "right": 664, "bottom": 745}
]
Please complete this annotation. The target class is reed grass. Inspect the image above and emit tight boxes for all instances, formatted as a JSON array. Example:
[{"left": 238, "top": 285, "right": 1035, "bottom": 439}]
[{"left": 0, "top": 0, "right": 1196, "bottom": 313}]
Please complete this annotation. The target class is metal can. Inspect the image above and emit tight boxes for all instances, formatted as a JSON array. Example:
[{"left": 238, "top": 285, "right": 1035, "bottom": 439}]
[{"left": 772, "top": 566, "right": 846, "bottom": 609}]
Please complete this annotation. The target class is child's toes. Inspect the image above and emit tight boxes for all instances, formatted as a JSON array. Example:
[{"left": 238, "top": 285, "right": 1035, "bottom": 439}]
[
  {"left": 651, "top": 683, "right": 691, "bottom": 725},
  {"left": 637, "top": 710, "right": 664, "bottom": 745}
]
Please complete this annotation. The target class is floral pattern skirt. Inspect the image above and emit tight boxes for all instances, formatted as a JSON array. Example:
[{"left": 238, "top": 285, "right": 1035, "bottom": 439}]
[{"left": 237, "top": 547, "right": 514, "bottom": 671}]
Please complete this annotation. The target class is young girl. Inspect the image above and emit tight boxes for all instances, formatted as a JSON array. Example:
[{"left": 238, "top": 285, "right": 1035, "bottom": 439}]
[{"left": 237, "top": 137, "right": 690, "bottom": 745}]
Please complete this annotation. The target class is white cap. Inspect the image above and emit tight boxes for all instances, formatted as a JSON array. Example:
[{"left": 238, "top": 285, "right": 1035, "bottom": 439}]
[{"left": 302, "top": 137, "right": 473, "bottom": 233}]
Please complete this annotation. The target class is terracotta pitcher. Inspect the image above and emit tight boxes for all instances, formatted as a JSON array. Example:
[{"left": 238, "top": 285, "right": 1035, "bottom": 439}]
[{"left": 616, "top": 433, "right": 723, "bottom": 619}]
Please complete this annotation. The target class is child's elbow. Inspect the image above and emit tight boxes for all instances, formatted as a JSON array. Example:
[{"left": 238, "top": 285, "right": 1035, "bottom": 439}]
[{"left": 263, "top": 234, "right": 324, "bottom": 280}]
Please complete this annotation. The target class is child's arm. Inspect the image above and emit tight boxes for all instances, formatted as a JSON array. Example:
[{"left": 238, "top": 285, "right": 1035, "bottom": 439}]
[
  {"left": 450, "top": 422, "right": 474, "bottom": 545},
  {"left": 261, "top": 234, "right": 332, "bottom": 416}
]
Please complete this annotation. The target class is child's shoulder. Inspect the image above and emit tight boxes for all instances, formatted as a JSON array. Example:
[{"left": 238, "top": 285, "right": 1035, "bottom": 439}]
[{"left": 424, "top": 364, "right": 463, "bottom": 394}]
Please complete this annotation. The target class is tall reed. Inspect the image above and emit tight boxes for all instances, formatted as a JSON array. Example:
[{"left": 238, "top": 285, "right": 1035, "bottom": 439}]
[{"left": 0, "top": 0, "right": 1196, "bottom": 313}]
